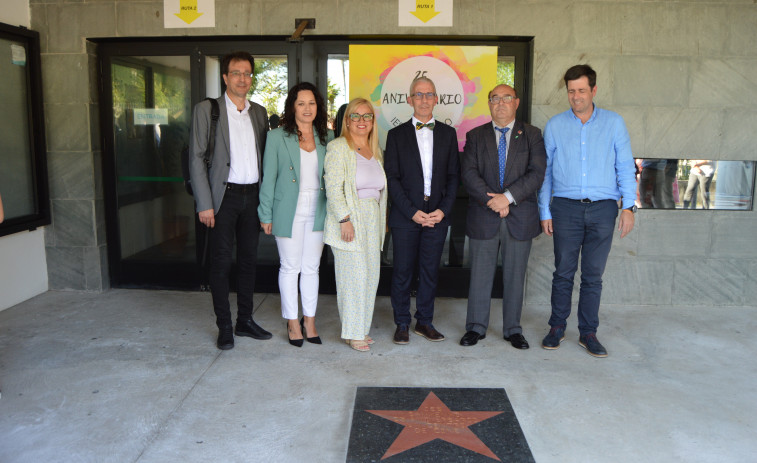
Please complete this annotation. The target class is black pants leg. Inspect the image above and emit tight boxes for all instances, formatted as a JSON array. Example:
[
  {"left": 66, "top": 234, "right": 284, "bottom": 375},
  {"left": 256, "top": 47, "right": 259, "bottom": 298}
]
[{"left": 208, "top": 186, "right": 259, "bottom": 327}]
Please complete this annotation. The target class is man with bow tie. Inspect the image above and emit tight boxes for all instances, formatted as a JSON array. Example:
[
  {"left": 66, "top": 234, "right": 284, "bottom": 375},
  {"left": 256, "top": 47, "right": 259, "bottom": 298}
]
[
  {"left": 459, "top": 84, "right": 546, "bottom": 349},
  {"left": 384, "top": 76, "right": 461, "bottom": 345}
]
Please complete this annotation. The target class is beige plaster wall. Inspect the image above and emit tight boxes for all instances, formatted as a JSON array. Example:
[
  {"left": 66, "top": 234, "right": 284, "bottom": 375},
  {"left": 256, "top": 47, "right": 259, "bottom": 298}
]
[{"left": 29, "top": 0, "right": 757, "bottom": 306}]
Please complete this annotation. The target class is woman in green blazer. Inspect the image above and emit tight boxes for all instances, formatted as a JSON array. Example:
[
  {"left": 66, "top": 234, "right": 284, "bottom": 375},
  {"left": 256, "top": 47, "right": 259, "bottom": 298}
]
[{"left": 258, "top": 82, "right": 333, "bottom": 347}]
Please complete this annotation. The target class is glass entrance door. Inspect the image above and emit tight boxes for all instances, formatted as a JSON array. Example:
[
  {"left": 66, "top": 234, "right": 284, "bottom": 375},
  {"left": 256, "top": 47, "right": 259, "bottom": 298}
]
[
  {"left": 100, "top": 38, "right": 531, "bottom": 296},
  {"left": 102, "top": 42, "right": 297, "bottom": 289},
  {"left": 111, "top": 56, "right": 196, "bottom": 285},
  {"left": 196, "top": 51, "right": 292, "bottom": 288}
]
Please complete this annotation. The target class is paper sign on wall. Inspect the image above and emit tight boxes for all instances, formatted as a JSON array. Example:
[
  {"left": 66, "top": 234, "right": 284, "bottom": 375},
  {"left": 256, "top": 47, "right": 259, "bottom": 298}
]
[
  {"left": 11, "top": 44, "right": 26, "bottom": 66},
  {"left": 133, "top": 109, "right": 169, "bottom": 125},
  {"left": 399, "top": 0, "right": 453, "bottom": 27},
  {"left": 164, "top": 0, "right": 216, "bottom": 28}
]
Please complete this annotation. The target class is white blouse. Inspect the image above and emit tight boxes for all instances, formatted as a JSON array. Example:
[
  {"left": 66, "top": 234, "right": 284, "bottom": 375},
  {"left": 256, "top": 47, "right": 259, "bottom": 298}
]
[
  {"left": 299, "top": 148, "right": 319, "bottom": 192},
  {"left": 355, "top": 152, "right": 385, "bottom": 200}
]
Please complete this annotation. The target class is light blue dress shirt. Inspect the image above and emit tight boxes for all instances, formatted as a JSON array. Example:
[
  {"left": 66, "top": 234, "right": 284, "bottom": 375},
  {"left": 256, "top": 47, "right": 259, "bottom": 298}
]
[{"left": 538, "top": 105, "right": 637, "bottom": 221}]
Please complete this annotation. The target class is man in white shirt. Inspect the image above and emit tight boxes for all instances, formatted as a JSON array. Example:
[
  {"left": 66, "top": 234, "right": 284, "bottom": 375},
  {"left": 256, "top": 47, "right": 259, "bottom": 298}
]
[
  {"left": 189, "top": 51, "right": 271, "bottom": 350},
  {"left": 384, "top": 77, "right": 460, "bottom": 345}
]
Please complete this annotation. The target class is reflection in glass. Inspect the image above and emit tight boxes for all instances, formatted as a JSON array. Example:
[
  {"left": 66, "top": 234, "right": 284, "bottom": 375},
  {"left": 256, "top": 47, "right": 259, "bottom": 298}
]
[
  {"left": 682, "top": 160, "right": 715, "bottom": 209},
  {"left": 328, "top": 54, "right": 350, "bottom": 134},
  {"left": 112, "top": 56, "right": 194, "bottom": 262},
  {"left": 638, "top": 159, "right": 678, "bottom": 208},
  {"left": 200, "top": 54, "right": 289, "bottom": 266},
  {"left": 250, "top": 55, "right": 288, "bottom": 120},
  {"left": 327, "top": 56, "right": 349, "bottom": 108},
  {"left": 250, "top": 55, "right": 288, "bottom": 265},
  {"left": 714, "top": 161, "right": 755, "bottom": 210},
  {"left": 0, "top": 38, "right": 35, "bottom": 221},
  {"left": 635, "top": 159, "right": 754, "bottom": 210},
  {"left": 497, "top": 56, "right": 515, "bottom": 87}
]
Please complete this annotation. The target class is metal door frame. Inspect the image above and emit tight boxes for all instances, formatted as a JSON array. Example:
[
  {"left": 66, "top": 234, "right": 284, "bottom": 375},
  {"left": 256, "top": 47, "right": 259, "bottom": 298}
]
[{"left": 97, "top": 36, "right": 533, "bottom": 297}]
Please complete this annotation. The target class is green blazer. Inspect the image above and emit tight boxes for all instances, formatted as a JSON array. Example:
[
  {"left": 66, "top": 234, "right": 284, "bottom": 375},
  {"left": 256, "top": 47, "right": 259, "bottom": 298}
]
[{"left": 258, "top": 127, "right": 334, "bottom": 238}]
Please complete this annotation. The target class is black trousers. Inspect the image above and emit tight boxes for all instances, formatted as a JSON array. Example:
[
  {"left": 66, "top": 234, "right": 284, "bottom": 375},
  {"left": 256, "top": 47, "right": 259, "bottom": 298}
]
[
  {"left": 209, "top": 184, "right": 260, "bottom": 328},
  {"left": 390, "top": 218, "right": 448, "bottom": 327}
]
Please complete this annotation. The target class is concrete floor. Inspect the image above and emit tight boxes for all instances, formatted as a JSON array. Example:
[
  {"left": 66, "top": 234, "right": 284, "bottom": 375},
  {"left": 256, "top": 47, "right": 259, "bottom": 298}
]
[{"left": 0, "top": 289, "right": 755, "bottom": 462}]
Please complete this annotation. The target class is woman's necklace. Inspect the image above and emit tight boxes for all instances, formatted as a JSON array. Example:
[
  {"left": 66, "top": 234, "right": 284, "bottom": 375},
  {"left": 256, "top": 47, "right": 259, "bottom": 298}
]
[
  {"left": 300, "top": 130, "right": 315, "bottom": 151},
  {"left": 356, "top": 145, "right": 373, "bottom": 159}
]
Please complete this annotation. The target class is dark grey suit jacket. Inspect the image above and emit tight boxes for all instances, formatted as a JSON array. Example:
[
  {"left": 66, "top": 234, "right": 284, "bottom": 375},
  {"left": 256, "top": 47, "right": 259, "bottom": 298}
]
[
  {"left": 461, "top": 120, "right": 546, "bottom": 241},
  {"left": 188, "top": 95, "right": 268, "bottom": 213}
]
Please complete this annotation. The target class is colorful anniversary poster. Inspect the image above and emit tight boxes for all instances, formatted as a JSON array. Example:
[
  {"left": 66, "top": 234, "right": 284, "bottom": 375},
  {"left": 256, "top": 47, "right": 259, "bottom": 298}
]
[{"left": 349, "top": 44, "right": 498, "bottom": 152}]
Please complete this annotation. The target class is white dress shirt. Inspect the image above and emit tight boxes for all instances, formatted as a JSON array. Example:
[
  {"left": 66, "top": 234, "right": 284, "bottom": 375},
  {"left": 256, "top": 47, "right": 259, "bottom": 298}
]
[
  {"left": 225, "top": 93, "right": 259, "bottom": 184},
  {"left": 412, "top": 116, "right": 434, "bottom": 196}
]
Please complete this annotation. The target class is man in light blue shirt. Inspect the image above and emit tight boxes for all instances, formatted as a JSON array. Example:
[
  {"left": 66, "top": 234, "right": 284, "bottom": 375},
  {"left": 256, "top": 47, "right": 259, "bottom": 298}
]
[{"left": 537, "top": 64, "right": 637, "bottom": 358}]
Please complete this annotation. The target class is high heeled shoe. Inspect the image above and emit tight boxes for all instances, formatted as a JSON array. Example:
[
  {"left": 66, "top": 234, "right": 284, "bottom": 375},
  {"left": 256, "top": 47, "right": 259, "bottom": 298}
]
[
  {"left": 300, "top": 317, "right": 322, "bottom": 344},
  {"left": 287, "top": 322, "right": 303, "bottom": 348}
]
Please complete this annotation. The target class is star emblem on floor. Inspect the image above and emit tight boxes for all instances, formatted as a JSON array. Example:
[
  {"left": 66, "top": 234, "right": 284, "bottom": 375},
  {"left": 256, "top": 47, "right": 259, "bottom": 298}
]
[
  {"left": 347, "top": 387, "right": 534, "bottom": 462},
  {"left": 367, "top": 391, "right": 503, "bottom": 460}
]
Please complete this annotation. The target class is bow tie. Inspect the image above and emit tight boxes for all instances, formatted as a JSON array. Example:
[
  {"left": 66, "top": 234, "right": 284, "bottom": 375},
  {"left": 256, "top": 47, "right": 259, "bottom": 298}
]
[{"left": 415, "top": 121, "right": 435, "bottom": 131}]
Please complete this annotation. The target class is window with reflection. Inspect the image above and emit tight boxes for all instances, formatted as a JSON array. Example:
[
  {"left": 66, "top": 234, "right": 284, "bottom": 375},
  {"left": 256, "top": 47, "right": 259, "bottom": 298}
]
[
  {"left": 112, "top": 56, "right": 193, "bottom": 262},
  {"left": 0, "top": 22, "right": 50, "bottom": 237},
  {"left": 635, "top": 159, "right": 755, "bottom": 210}
]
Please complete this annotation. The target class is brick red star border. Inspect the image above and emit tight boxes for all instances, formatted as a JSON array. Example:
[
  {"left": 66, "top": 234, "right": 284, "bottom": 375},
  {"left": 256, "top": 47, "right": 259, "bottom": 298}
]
[{"left": 346, "top": 387, "right": 535, "bottom": 463}]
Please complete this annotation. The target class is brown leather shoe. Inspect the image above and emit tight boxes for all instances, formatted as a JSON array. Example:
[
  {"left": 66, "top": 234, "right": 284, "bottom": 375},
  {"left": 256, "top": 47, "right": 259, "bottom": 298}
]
[
  {"left": 393, "top": 325, "right": 409, "bottom": 345},
  {"left": 413, "top": 323, "right": 445, "bottom": 341}
]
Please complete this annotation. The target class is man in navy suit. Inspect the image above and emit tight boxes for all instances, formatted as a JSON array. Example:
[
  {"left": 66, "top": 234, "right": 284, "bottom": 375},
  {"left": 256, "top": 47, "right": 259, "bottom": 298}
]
[
  {"left": 384, "top": 77, "right": 461, "bottom": 345},
  {"left": 459, "top": 84, "right": 546, "bottom": 349}
]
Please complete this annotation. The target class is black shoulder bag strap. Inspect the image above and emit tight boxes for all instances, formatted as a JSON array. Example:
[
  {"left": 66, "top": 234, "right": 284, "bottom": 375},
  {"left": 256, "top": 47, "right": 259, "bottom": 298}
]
[
  {"left": 204, "top": 98, "right": 220, "bottom": 169},
  {"left": 200, "top": 98, "right": 220, "bottom": 289}
]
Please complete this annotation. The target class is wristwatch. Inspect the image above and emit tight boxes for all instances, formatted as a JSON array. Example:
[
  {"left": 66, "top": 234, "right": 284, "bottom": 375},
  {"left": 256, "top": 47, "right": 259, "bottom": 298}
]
[
  {"left": 624, "top": 205, "right": 637, "bottom": 213},
  {"left": 339, "top": 216, "right": 351, "bottom": 223}
]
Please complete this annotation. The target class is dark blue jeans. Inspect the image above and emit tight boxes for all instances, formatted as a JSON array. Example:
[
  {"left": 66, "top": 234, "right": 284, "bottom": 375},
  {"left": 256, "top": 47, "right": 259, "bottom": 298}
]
[
  {"left": 209, "top": 184, "right": 260, "bottom": 328},
  {"left": 390, "top": 224, "right": 448, "bottom": 327},
  {"left": 549, "top": 197, "right": 618, "bottom": 335}
]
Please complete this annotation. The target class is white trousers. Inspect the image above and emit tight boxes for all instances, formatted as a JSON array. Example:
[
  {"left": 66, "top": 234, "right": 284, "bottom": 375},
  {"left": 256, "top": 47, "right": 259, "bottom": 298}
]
[{"left": 275, "top": 190, "right": 324, "bottom": 320}]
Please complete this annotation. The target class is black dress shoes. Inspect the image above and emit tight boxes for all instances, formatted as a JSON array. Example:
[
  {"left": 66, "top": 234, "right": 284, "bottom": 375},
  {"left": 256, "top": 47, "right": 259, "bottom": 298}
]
[
  {"left": 460, "top": 331, "right": 485, "bottom": 346},
  {"left": 217, "top": 325, "right": 234, "bottom": 350},
  {"left": 504, "top": 333, "right": 530, "bottom": 349},
  {"left": 393, "top": 325, "right": 409, "bottom": 345},
  {"left": 300, "top": 317, "right": 322, "bottom": 344},
  {"left": 235, "top": 318, "right": 272, "bottom": 340},
  {"left": 413, "top": 323, "right": 445, "bottom": 341}
]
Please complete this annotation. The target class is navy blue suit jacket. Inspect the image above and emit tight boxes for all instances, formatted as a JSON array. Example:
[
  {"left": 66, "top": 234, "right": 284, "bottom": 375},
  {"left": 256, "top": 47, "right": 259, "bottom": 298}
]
[{"left": 384, "top": 119, "right": 460, "bottom": 228}]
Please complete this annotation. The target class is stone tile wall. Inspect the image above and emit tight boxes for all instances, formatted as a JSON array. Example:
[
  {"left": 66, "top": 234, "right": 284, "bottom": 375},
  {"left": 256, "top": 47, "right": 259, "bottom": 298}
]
[{"left": 30, "top": 0, "right": 757, "bottom": 307}]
